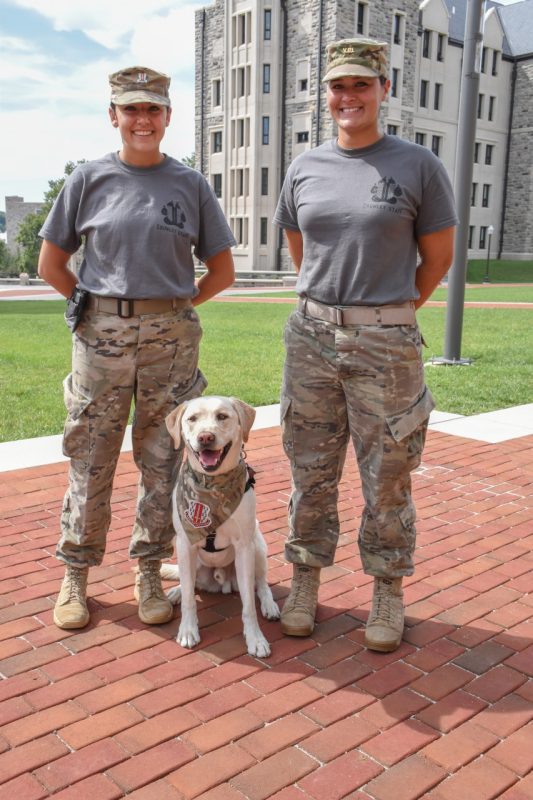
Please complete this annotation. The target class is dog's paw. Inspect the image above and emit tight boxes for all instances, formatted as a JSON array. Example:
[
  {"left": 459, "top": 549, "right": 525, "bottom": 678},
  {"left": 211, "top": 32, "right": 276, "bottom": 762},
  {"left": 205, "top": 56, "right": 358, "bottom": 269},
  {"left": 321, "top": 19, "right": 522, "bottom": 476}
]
[
  {"left": 166, "top": 587, "right": 182, "bottom": 605},
  {"left": 246, "top": 633, "right": 271, "bottom": 658},
  {"left": 177, "top": 625, "right": 201, "bottom": 649},
  {"left": 260, "top": 597, "right": 281, "bottom": 620}
]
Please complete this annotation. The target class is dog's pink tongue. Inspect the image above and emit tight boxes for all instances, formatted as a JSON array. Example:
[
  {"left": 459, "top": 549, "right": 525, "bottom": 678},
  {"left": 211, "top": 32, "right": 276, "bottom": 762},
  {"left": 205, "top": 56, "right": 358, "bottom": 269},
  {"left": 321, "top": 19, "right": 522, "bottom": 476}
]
[{"left": 199, "top": 449, "right": 222, "bottom": 468}]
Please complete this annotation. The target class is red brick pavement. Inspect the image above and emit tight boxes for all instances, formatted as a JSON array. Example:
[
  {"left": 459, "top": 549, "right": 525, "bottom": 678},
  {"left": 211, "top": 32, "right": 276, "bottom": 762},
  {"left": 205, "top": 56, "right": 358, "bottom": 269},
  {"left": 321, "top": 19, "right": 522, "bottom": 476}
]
[{"left": 0, "top": 426, "right": 532, "bottom": 798}]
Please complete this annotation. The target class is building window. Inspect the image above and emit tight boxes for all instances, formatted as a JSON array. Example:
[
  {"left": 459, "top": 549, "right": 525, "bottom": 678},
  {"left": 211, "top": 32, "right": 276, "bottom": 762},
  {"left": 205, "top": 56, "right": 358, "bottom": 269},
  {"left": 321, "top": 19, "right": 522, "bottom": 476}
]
[
  {"left": 482, "top": 184, "right": 490, "bottom": 208},
  {"left": 481, "top": 46, "right": 487, "bottom": 73},
  {"left": 474, "top": 142, "right": 480, "bottom": 163},
  {"left": 236, "top": 217, "right": 243, "bottom": 245},
  {"left": 212, "top": 79, "right": 221, "bottom": 108},
  {"left": 260, "top": 217, "right": 268, "bottom": 246},
  {"left": 415, "top": 132, "right": 426, "bottom": 146},
  {"left": 434, "top": 83, "right": 442, "bottom": 111},
  {"left": 237, "top": 169, "right": 244, "bottom": 196},
  {"left": 477, "top": 93, "right": 484, "bottom": 119},
  {"left": 213, "top": 173, "right": 222, "bottom": 198},
  {"left": 420, "top": 80, "right": 429, "bottom": 108},
  {"left": 393, "top": 13, "right": 402, "bottom": 45},
  {"left": 237, "top": 119, "right": 245, "bottom": 147},
  {"left": 296, "top": 131, "right": 309, "bottom": 143},
  {"left": 238, "top": 67, "right": 245, "bottom": 97},
  {"left": 492, "top": 50, "right": 499, "bottom": 76},
  {"left": 485, "top": 144, "right": 494, "bottom": 165},
  {"left": 431, "top": 135, "right": 442, "bottom": 157},
  {"left": 356, "top": 2, "right": 367, "bottom": 35},
  {"left": 387, "top": 124, "right": 399, "bottom": 135},
  {"left": 468, "top": 225, "right": 474, "bottom": 248},
  {"left": 263, "top": 64, "right": 271, "bottom": 93},
  {"left": 488, "top": 96, "right": 495, "bottom": 122},
  {"left": 299, "top": 79, "right": 308, "bottom": 92},
  {"left": 437, "top": 33, "right": 445, "bottom": 61},
  {"left": 471, "top": 182, "right": 478, "bottom": 207},
  {"left": 261, "top": 167, "right": 268, "bottom": 196},
  {"left": 391, "top": 68, "right": 400, "bottom": 98},
  {"left": 422, "top": 29, "right": 431, "bottom": 59},
  {"left": 238, "top": 14, "right": 246, "bottom": 45},
  {"left": 264, "top": 8, "right": 272, "bottom": 40},
  {"left": 212, "top": 131, "right": 222, "bottom": 153},
  {"left": 479, "top": 226, "right": 487, "bottom": 249},
  {"left": 262, "top": 116, "right": 270, "bottom": 145}
]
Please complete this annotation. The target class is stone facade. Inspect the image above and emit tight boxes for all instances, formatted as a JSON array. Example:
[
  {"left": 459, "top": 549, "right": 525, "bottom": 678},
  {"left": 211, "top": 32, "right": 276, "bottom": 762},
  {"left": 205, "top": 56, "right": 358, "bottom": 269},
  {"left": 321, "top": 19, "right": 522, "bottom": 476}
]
[
  {"left": 5, "top": 196, "right": 43, "bottom": 255},
  {"left": 196, "top": 0, "right": 533, "bottom": 268}
]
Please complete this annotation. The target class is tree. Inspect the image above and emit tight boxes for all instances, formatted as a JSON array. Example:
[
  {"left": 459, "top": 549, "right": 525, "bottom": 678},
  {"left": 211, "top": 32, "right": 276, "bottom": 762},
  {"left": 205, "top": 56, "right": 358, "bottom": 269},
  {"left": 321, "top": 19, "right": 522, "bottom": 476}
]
[
  {"left": 0, "top": 239, "right": 16, "bottom": 276},
  {"left": 15, "top": 160, "right": 86, "bottom": 275},
  {"left": 0, "top": 211, "right": 6, "bottom": 233},
  {"left": 181, "top": 152, "right": 196, "bottom": 169}
]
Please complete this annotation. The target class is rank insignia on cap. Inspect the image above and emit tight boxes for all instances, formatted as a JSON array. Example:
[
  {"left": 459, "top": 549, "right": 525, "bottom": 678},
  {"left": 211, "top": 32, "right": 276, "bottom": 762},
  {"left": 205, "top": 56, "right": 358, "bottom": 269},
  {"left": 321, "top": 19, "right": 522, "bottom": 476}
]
[
  {"left": 184, "top": 500, "right": 212, "bottom": 529},
  {"left": 137, "top": 72, "right": 149, "bottom": 83}
]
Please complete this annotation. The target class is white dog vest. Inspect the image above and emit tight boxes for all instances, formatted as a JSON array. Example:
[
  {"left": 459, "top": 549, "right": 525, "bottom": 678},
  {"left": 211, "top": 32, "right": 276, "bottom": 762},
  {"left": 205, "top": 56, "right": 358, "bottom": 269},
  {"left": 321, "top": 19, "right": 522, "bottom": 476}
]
[{"left": 177, "top": 459, "right": 255, "bottom": 549}]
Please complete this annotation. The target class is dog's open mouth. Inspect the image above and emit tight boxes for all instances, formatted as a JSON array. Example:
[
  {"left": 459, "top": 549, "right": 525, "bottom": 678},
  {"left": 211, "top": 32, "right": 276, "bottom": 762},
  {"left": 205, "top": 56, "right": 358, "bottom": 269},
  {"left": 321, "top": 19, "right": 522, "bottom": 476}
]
[{"left": 195, "top": 442, "right": 232, "bottom": 472}]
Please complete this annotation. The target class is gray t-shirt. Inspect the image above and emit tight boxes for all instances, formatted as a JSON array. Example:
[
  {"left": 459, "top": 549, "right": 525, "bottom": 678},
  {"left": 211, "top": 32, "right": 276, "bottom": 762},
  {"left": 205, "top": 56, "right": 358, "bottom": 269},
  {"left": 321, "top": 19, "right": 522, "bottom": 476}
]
[
  {"left": 273, "top": 135, "right": 458, "bottom": 306},
  {"left": 40, "top": 153, "right": 236, "bottom": 299}
]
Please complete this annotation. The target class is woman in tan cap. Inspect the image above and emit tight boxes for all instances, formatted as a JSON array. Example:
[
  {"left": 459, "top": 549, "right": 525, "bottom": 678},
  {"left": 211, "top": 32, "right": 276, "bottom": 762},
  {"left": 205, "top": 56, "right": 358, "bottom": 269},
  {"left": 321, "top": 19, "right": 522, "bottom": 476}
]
[
  {"left": 274, "top": 38, "right": 457, "bottom": 652},
  {"left": 38, "top": 66, "right": 236, "bottom": 631}
]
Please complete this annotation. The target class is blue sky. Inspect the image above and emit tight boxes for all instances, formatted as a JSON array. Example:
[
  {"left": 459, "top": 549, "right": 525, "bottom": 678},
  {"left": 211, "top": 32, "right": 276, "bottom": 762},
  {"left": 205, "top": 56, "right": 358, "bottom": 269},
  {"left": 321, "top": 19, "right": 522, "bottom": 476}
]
[{"left": 0, "top": 0, "right": 206, "bottom": 210}]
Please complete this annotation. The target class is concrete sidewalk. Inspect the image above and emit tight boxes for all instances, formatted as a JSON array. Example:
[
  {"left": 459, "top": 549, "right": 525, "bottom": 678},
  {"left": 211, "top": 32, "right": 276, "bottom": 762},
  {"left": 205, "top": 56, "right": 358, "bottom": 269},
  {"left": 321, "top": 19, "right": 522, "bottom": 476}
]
[{"left": 0, "top": 416, "right": 532, "bottom": 798}]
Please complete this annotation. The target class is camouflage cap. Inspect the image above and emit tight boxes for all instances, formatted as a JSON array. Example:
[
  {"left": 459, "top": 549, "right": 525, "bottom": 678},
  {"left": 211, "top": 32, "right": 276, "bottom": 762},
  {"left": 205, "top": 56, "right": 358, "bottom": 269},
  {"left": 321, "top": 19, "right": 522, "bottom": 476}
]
[
  {"left": 322, "top": 37, "right": 388, "bottom": 82},
  {"left": 109, "top": 66, "right": 171, "bottom": 107}
]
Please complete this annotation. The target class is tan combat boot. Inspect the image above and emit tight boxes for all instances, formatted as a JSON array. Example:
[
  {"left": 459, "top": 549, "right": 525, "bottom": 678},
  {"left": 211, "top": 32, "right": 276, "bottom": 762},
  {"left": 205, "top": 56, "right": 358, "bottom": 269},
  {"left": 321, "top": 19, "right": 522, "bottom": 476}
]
[
  {"left": 135, "top": 558, "right": 174, "bottom": 625},
  {"left": 53, "top": 565, "right": 90, "bottom": 629},
  {"left": 365, "top": 577, "right": 404, "bottom": 652},
  {"left": 280, "top": 564, "right": 320, "bottom": 637}
]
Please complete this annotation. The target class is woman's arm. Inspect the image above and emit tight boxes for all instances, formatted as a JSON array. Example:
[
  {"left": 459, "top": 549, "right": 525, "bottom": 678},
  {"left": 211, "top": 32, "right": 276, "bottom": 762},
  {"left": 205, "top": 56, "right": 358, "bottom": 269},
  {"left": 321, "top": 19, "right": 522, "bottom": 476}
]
[
  {"left": 415, "top": 226, "right": 455, "bottom": 309},
  {"left": 38, "top": 240, "right": 78, "bottom": 299},
  {"left": 192, "top": 247, "right": 235, "bottom": 306},
  {"left": 285, "top": 229, "right": 304, "bottom": 273}
]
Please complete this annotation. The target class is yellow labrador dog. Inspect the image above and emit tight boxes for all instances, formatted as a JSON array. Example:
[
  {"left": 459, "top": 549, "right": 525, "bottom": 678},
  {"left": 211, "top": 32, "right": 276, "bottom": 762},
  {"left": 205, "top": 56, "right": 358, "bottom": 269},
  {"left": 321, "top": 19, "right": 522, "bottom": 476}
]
[{"left": 162, "top": 396, "right": 280, "bottom": 657}]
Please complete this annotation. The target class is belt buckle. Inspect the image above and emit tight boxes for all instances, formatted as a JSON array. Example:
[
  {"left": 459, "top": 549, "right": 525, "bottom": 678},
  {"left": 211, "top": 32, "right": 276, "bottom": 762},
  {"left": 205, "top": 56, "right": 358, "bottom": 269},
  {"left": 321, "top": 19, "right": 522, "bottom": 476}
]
[
  {"left": 334, "top": 306, "right": 344, "bottom": 326},
  {"left": 118, "top": 299, "right": 134, "bottom": 318}
]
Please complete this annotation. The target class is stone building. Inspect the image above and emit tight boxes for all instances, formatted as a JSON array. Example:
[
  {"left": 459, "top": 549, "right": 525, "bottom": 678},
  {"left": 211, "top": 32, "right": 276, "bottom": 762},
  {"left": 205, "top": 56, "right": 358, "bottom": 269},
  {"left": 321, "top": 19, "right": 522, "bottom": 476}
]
[
  {"left": 195, "top": 0, "right": 533, "bottom": 270},
  {"left": 5, "top": 195, "right": 43, "bottom": 255}
]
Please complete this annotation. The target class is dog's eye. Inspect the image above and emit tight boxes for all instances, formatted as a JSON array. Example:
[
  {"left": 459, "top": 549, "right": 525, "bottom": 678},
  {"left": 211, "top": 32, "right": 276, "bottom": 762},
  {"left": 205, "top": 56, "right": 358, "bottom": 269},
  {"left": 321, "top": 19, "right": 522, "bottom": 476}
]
[
  {"left": 188, "top": 415, "right": 197, "bottom": 423},
  {"left": 216, "top": 413, "right": 228, "bottom": 421}
]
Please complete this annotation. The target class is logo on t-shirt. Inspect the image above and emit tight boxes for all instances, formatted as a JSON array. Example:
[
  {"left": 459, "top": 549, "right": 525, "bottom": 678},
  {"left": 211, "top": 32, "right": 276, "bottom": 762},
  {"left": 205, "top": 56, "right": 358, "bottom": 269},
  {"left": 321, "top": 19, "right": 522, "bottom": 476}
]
[
  {"left": 161, "top": 201, "right": 187, "bottom": 229},
  {"left": 370, "top": 177, "right": 403, "bottom": 205}
]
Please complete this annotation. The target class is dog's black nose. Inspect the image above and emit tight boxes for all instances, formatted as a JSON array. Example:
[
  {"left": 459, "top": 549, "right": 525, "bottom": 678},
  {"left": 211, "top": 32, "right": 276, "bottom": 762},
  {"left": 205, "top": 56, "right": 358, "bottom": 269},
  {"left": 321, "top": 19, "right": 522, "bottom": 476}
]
[{"left": 197, "top": 432, "right": 216, "bottom": 446}]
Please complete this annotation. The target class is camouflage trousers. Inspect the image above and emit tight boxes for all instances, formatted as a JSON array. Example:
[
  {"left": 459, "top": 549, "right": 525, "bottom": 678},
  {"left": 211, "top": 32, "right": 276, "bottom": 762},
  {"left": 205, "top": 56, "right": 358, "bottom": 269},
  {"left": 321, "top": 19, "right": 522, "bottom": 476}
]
[
  {"left": 58, "top": 303, "right": 206, "bottom": 568},
  {"left": 281, "top": 310, "right": 434, "bottom": 577}
]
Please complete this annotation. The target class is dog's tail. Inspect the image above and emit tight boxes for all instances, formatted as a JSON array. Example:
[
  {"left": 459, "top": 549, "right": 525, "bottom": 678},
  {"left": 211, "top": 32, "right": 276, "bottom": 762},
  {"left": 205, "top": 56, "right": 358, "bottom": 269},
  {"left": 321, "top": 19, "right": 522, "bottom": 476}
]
[{"left": 160, "top": 563, "right": 180, "bottom": 581}]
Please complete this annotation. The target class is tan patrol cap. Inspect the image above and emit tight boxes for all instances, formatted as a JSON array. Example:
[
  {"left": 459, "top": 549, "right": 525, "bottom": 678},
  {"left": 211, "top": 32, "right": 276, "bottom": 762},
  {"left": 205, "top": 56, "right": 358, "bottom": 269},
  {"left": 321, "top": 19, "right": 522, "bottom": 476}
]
[
  {"left": 109, "top": 66, "right": 171, "bottom": 107},
  {"left": 322, "top": 37, "right": 388, "bottom": 82}
]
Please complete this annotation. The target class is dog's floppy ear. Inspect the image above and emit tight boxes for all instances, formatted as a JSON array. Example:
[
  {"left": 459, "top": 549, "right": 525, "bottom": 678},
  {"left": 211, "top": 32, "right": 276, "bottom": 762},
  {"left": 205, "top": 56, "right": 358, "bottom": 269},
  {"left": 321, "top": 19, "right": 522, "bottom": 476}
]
[
  {"left": 165, "top": 402, "right": 188, "bottom": 449},
  {"left": 230, "top": 398, "right": 256, "bottom": 442}
]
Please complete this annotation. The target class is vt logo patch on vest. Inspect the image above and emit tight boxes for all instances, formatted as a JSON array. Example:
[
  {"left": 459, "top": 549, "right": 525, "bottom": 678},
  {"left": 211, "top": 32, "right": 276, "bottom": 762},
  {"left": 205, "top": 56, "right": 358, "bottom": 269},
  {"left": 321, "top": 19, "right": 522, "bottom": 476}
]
[
  {"left": 370, "top": 177, "right": 404, "bottom": 205},
  {"left": 161, "top": 201, "right": 187, "bottom": 228},
  {"left": 184, "top": 500, "right": 212, "bottom": 529}
]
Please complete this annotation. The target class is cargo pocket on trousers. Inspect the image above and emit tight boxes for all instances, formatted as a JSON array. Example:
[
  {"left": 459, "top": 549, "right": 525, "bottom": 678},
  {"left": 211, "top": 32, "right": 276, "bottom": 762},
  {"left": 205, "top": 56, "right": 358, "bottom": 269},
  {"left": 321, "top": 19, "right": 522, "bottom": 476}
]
[
  {"left": 62, "top": 373, "right": 92, "bottom": 460},
  {"left": 385, "top": 386, "right": 435, "bottom": 469},
  {"left": 169, "top": 368, "right": 208, "bottom": 408}
]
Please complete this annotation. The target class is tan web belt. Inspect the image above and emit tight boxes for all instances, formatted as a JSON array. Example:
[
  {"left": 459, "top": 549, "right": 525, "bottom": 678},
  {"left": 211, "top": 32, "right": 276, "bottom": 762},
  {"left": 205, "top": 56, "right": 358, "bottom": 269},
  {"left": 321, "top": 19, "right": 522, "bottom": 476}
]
[
  {"left": 88, "top": 295, "right": 190, "bottom": 318},
  {"left": 298, "top": 297, "right": 416, "bottom": 326}
]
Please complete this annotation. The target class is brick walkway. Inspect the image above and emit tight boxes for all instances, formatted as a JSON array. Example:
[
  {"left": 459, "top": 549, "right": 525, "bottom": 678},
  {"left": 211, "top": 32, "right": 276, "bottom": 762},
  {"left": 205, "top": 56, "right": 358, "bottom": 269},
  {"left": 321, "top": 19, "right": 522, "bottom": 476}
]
[{"left": 0, "top": 424, "right": 532, "bottom": 799}]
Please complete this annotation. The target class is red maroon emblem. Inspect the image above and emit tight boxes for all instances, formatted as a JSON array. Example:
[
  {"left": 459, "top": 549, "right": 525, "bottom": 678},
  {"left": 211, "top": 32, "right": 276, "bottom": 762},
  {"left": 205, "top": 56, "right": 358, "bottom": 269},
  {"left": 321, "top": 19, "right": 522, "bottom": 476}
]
[{"left": 184, "top": 500, "right": 212, "bottom": 529}]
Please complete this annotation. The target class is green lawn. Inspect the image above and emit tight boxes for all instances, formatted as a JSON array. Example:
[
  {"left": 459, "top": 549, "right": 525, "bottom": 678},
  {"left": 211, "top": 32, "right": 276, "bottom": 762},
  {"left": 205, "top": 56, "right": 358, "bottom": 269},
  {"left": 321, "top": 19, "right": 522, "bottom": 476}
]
[{"left": 0, "top": 297, "right": 532, "bottom": 442}]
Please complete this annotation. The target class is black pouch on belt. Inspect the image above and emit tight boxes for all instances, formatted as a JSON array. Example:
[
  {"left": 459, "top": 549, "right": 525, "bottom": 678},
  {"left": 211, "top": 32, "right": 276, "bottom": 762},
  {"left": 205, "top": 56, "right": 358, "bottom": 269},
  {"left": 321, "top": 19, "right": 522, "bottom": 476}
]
[{"left": 65, "top": 286, "right": 89, "bottom": 332}]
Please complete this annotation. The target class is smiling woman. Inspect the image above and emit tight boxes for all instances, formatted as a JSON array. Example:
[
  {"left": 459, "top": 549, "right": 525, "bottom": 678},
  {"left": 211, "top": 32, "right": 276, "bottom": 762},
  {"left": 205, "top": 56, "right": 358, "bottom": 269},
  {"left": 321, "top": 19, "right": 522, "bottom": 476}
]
[{"left": 35, "top": 63, "right": 236, "bottom": 634}]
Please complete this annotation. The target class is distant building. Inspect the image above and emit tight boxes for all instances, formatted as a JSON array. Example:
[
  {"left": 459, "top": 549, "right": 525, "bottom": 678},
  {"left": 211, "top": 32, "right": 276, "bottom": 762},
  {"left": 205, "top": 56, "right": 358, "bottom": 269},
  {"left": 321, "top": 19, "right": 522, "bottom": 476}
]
[
  {"left": 195, "top": 0, "right": 533, "bottom": 270},
  {"left": 5, "top": 195, "right": 43, "bottom": 255}
]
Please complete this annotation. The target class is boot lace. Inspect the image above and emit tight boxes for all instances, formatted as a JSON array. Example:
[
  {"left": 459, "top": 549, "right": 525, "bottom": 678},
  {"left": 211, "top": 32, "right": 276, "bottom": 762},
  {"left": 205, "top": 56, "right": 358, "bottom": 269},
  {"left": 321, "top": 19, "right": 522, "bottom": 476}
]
[
  {"left": 288, "top": 568, "right": 318, "bottom": 611},
  {"left": 369, "top": 580, "right": 402, "bottom": 627},
  {"left": 65, "top": 566, "right": 87, "bottom": 602},
  {"left": 139, "top": 561, "right": 165, "bottom": 601}
]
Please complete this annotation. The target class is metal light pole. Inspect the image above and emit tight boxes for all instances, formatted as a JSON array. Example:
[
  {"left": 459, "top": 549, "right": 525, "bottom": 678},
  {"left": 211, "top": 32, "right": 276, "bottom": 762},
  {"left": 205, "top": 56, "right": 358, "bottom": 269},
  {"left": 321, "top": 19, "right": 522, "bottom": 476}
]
[
  {"left": 483, "top": 224, "right": 494, "bottom": 283},
  {"left": 441, "top": 0, "right": 485, "bottom": 364}
]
